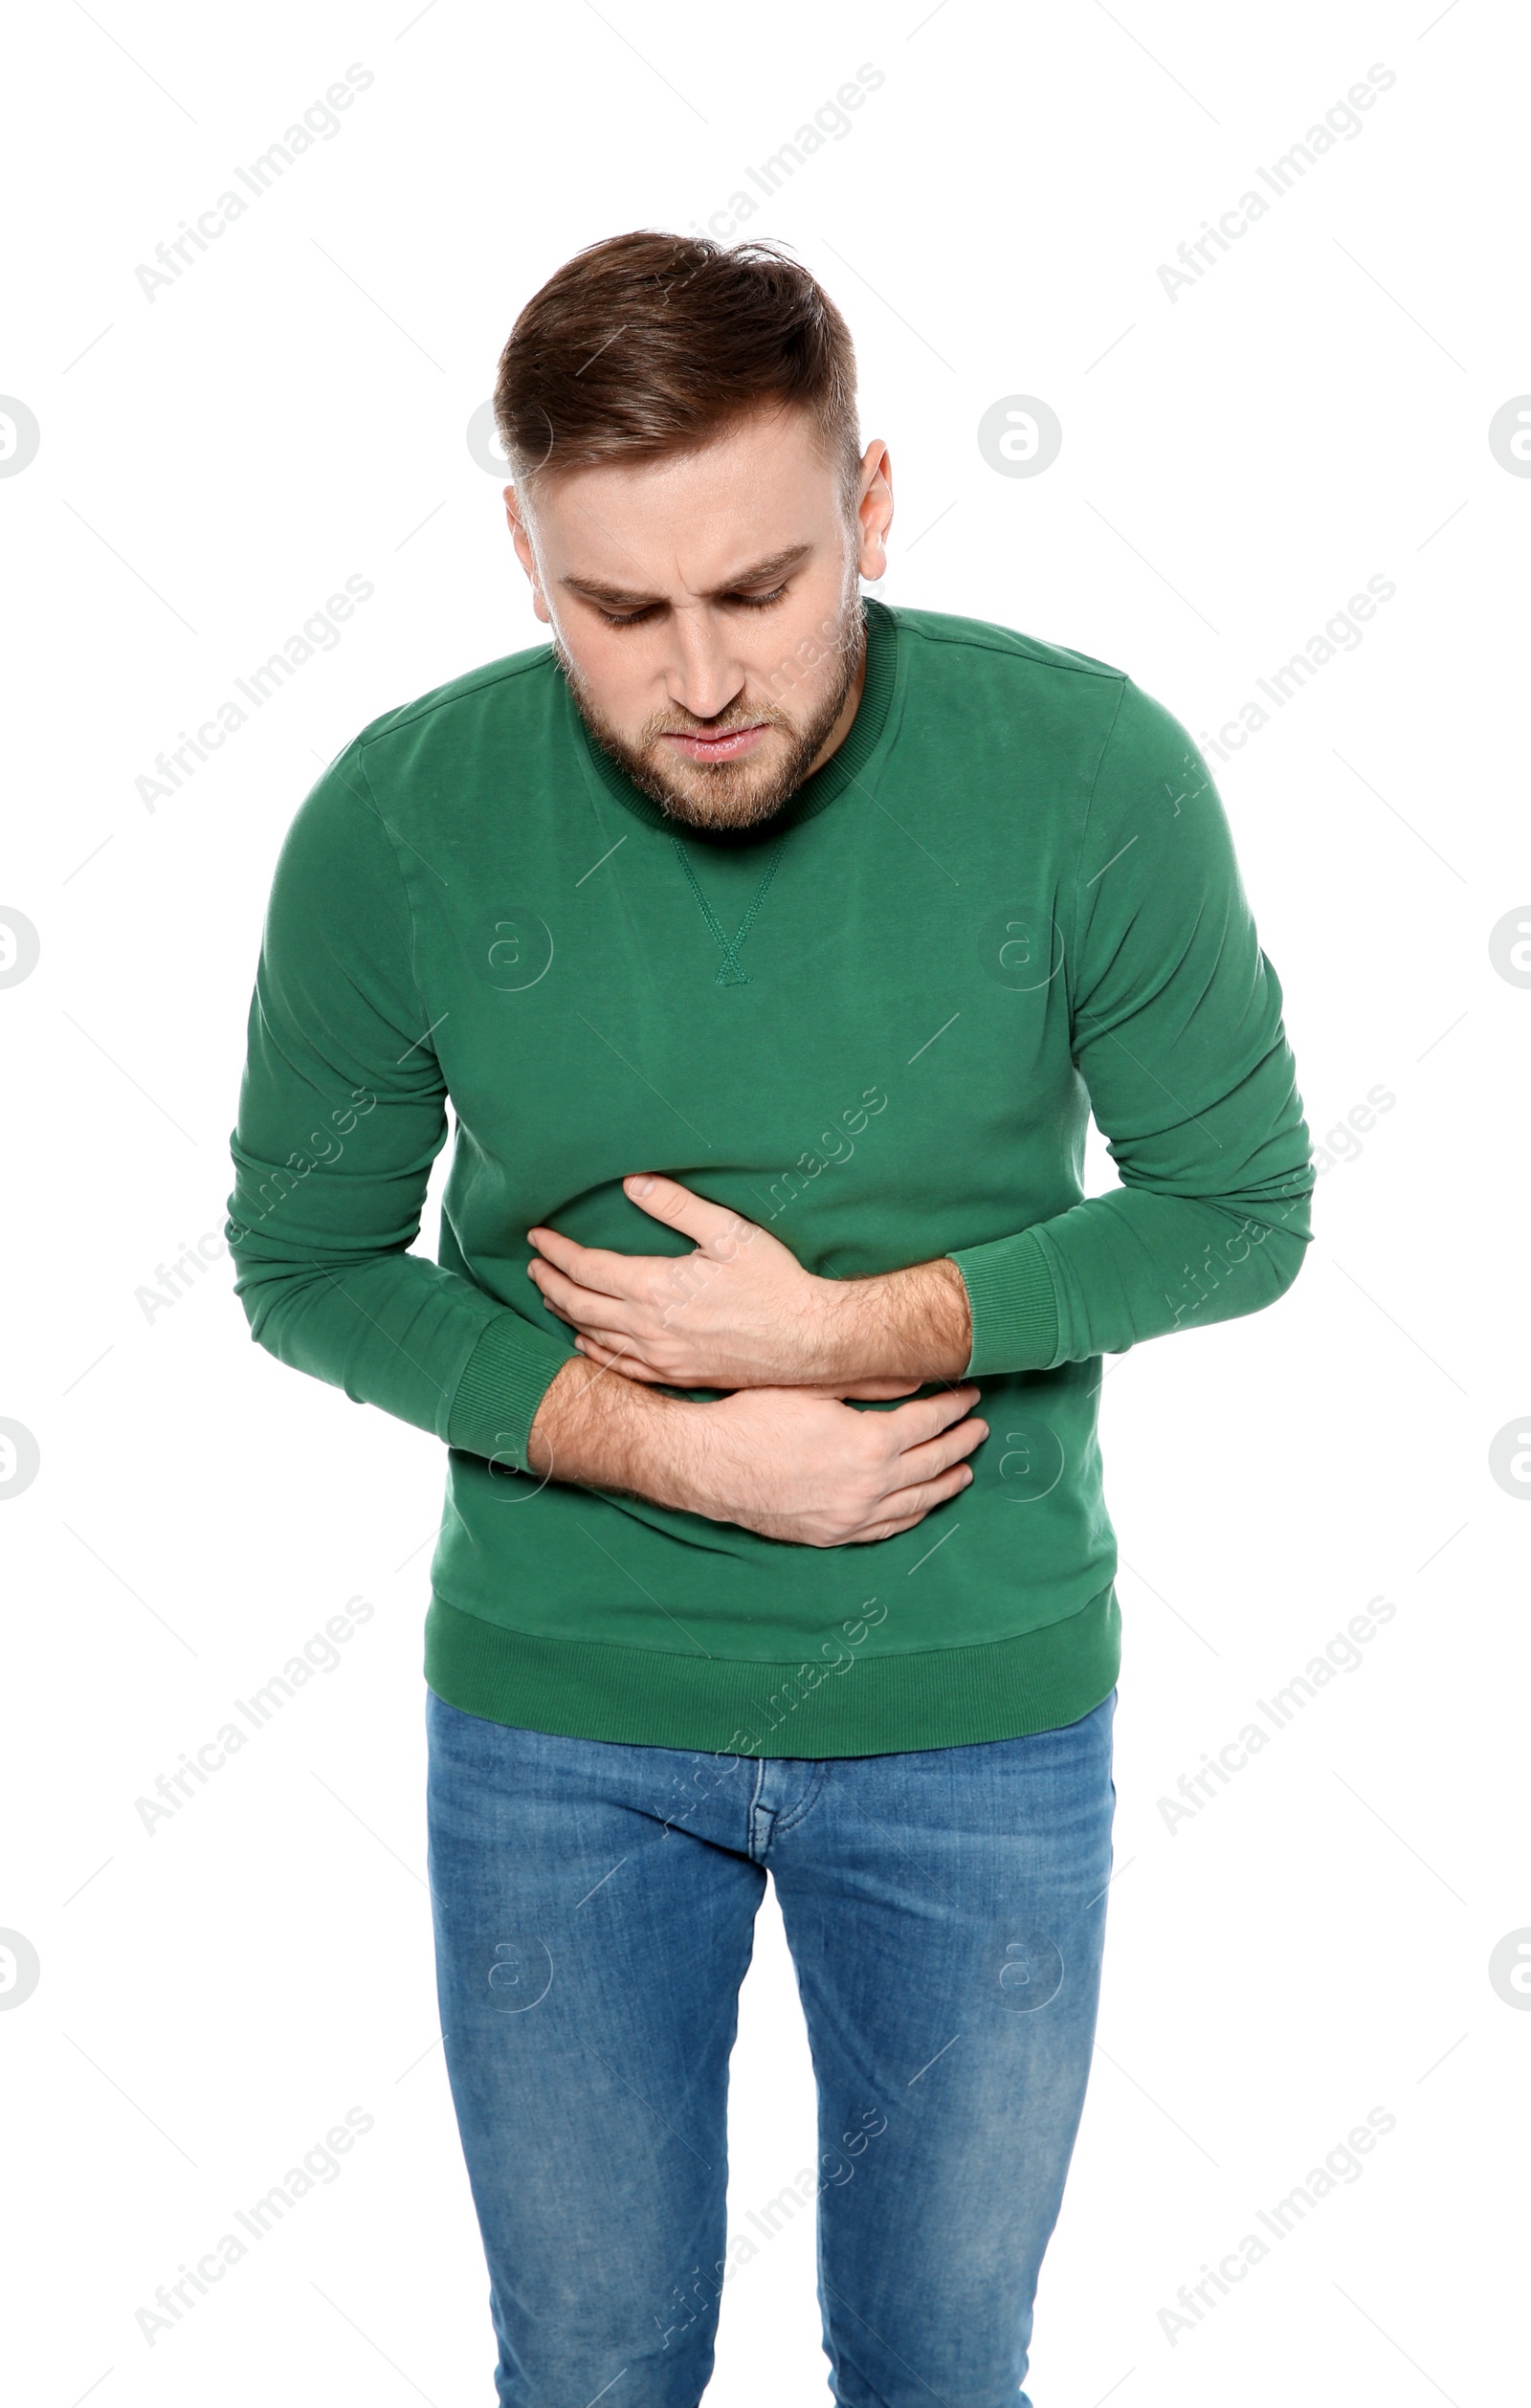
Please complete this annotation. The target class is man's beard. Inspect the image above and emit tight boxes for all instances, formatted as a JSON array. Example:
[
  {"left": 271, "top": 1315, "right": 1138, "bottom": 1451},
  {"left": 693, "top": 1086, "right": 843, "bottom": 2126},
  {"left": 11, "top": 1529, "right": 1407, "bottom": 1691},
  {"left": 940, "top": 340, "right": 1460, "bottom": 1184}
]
[{"left": 553, "top": 595, "right": 867, "bottom": 833}]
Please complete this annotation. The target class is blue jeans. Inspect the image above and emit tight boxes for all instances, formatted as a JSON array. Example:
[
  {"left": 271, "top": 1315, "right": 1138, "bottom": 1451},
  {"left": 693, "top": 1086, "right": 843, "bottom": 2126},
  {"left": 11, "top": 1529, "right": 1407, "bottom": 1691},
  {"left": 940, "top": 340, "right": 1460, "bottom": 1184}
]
[{"left": 425, "top": 1685, "right": 1118, "bottom": 2408}]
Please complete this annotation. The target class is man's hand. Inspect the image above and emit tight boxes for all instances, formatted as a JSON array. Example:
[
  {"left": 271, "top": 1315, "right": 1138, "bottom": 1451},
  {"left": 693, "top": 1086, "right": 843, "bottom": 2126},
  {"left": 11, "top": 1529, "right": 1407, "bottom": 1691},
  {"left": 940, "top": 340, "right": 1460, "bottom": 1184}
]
[
  {"left": 526, "top": 1175, "right": 972, "bottom": 1391},
  {"left": 526, "top": 1354, "right": 987, "bottom": 1547}
]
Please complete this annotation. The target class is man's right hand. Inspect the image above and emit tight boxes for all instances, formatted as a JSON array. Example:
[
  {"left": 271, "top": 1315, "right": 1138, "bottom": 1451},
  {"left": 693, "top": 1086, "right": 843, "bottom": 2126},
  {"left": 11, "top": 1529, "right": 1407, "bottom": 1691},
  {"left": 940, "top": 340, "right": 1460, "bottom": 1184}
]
[{"left": 526, "top": 1358, "right": 987, "bottom": 1547}]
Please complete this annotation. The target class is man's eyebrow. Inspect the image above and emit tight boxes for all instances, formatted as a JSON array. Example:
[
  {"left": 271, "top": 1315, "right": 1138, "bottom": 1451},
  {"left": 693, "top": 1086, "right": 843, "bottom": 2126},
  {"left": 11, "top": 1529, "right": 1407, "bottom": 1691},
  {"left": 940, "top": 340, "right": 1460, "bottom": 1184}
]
[{"left": 559, "top": 542, "right": 813, "bottom": 608}]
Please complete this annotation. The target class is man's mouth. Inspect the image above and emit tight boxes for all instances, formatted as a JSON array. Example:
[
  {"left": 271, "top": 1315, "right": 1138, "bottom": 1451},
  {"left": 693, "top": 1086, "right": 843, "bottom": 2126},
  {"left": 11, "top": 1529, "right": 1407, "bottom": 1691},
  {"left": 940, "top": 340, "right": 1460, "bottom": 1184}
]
[{"left": 658, "top": 722, "right": 771, "bottom": 764}]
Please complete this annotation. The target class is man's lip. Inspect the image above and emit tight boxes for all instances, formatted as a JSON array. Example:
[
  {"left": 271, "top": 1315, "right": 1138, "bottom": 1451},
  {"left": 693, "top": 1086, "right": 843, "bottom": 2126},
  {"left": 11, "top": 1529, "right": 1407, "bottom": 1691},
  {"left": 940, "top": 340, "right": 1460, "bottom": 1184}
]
[{"left": 659, "top": 722, "right": 771, "bottom": 761}]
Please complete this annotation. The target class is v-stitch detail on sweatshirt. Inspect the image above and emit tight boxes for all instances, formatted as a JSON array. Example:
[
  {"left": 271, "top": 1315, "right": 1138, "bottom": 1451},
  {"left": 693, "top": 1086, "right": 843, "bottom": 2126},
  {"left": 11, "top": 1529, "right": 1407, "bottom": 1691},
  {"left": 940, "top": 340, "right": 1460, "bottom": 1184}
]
[{"left": 670, "top": 835, "right": 786, "bottom": 985}]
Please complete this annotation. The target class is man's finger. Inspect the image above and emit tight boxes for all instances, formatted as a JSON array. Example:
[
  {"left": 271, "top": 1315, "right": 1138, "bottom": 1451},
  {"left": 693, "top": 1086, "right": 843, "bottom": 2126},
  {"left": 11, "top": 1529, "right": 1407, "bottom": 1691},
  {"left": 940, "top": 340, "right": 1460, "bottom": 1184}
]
[
  {"left": 862, "top": 1463, "right": 975, "bottom": 1531},
  {"left": 575, "top": 1336, "right": 667, "bottom": 1382},
  {"left": 570, "top": 1326, "right": 646, "bottom": 1358},
  {"left": 526, "top": 1226, "right": 649, "bottom": 1299},
  {"left": 844, "top": 1469, "right": 975, "bottom": 1544},
  {"left": 623, "top": 1173, "right": 754, "bottom": 1257},
  {"left": 883, "top": 1384, "right": 985, "bottom": 1449},
  {"left": 803, "top": 1379, "right": 923, "bottom": 1401},
  {"left": 528, "top": 1258, "right": 638, "bottom": 1337},
  {"left": 891, "top": 1416, "right": 988, "bottom": 1485}
]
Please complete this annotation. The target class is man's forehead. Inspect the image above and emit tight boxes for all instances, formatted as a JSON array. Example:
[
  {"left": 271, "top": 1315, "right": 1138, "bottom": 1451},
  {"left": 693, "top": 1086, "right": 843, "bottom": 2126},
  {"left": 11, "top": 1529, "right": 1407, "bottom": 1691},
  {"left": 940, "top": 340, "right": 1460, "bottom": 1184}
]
[{"left": 530, "top": 408, "right": 839, "bottom": 553}]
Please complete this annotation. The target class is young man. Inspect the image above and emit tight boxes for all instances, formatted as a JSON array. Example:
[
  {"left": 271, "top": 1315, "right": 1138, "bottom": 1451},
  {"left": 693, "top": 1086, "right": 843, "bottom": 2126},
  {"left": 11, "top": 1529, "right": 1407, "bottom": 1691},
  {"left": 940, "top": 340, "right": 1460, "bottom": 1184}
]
[{"left": 227, "top": 231, "right": 1313, "bottom": 2406}]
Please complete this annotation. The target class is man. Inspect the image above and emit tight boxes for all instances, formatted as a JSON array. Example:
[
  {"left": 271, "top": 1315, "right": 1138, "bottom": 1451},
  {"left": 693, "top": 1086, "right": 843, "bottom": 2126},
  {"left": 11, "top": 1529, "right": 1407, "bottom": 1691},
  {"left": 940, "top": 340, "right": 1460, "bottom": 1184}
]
[{"left": 227, "top": 231, "right": 1313, "bottom": 2406}]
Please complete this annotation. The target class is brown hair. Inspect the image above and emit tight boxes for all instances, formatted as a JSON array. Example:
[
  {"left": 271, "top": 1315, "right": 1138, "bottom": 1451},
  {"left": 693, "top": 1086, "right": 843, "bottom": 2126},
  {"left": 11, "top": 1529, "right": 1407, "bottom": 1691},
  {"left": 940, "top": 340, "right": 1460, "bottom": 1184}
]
[{"left": 494, "top": 230, "right": 860, "bottom": 509}]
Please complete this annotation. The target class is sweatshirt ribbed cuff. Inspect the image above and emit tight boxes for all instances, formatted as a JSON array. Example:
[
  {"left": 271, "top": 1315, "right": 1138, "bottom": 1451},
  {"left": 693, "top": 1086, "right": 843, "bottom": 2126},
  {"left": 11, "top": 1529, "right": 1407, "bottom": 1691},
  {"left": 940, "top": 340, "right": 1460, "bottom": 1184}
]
[
  {"left": 447, "top": 1313, "right": 570, "bottom": 1472},
  {"left": 947, "top": 1231, "right": 1060, "bottom": 1377}
]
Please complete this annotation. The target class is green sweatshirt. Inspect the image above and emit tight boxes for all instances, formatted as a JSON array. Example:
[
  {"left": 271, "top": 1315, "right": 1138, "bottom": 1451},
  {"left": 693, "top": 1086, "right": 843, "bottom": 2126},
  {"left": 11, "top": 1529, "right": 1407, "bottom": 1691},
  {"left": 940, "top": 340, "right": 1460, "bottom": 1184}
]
[{"left": 226, "top": 596, "right": 1314, "bottom": 1756}]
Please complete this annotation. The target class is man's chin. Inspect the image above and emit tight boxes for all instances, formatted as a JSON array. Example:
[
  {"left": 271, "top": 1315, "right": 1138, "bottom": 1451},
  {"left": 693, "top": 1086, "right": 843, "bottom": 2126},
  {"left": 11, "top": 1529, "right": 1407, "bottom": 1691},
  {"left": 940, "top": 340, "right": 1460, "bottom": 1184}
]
[
  {"left": 649, "top": 770, "right": 802, "bottom": 833},
  {"left": 555, "top": 609, "right": 865, "bottom": 832},
  {"left": 599, "top": 736, "right": 814, "bottom": 833}
]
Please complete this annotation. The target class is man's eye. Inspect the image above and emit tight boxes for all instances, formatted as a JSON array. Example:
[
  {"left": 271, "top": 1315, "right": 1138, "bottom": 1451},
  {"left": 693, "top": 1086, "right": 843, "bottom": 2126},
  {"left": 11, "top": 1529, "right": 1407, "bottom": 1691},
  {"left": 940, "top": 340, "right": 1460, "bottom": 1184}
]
[{"left": 595, "top": 583, "right": 787, "bottom": 629}]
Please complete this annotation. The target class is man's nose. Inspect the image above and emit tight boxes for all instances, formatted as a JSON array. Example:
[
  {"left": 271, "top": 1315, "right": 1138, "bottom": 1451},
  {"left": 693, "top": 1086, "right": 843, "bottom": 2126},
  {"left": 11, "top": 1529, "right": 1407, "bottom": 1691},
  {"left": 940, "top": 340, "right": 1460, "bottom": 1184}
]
[{"left": 665, "top": 609, "right": 748, "bottom": 723}]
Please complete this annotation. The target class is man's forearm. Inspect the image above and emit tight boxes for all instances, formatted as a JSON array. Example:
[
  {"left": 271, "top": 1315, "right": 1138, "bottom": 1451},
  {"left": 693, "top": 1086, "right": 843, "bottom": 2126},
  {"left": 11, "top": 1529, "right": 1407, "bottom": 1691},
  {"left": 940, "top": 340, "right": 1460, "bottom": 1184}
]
[
  {"left": 526, "top": 1355, "right": 702, "bottom": 1508},
  {"left": 818, "top": 1256, "right": 972, "bottom": 1383},
  {"left": 526, "top": 1179, "right": 975, "bottom": 1397},
  {"left": 524, "top": 1348, "right": 989, "bottom": 1551},
  {"left": 524, "top": 1260, "right": 972, "bottom": 1509}
]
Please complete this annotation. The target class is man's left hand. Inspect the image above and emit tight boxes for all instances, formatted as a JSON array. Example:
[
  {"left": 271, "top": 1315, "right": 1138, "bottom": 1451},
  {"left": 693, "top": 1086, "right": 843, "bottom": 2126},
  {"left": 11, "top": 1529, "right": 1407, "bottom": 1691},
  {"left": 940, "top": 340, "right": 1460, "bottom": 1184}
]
[{"left": 525, "top": 1174, "right": 971, "bottom": 1393}]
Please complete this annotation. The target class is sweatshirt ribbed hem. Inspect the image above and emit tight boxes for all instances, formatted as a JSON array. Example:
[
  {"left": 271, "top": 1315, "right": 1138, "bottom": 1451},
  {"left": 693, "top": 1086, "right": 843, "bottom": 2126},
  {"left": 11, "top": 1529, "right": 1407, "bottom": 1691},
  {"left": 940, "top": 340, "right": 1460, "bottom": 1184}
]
[
  {"left": 446, "top": 1313, "right": 569, "bottom": 1472},
  {"left": 947, "top": 1229, "right": 1060, "bottom": 1377},
  {"left": 422, "top": 1584, "right": 1120, "bottom": 1757}
]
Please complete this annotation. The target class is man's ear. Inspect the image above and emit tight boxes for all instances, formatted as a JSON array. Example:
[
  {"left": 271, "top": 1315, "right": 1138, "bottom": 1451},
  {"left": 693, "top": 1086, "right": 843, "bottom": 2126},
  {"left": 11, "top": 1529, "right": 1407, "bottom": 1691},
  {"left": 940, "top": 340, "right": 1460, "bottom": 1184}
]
[
  {"left": 854, "top": 438, "right": 893, "bottom": 584},
  {"left": 504, "top": 486, "right": 551, "bottom": 624}
]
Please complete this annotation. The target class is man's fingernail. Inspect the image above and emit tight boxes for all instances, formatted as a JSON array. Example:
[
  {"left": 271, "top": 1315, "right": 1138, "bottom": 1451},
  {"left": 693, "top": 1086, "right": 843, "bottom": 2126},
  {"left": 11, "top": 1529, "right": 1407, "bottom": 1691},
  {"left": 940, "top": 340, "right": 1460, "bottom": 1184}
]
[{"left": 628, "top": 1175, "right": 655, "bottom": 1197}]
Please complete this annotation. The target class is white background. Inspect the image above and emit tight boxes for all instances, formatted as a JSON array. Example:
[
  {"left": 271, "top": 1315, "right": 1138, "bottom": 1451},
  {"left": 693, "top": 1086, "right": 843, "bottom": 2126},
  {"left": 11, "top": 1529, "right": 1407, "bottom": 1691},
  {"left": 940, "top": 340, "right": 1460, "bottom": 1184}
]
[{"left": 2, "top": 3, "right": 1526, "bottom": 2403}]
